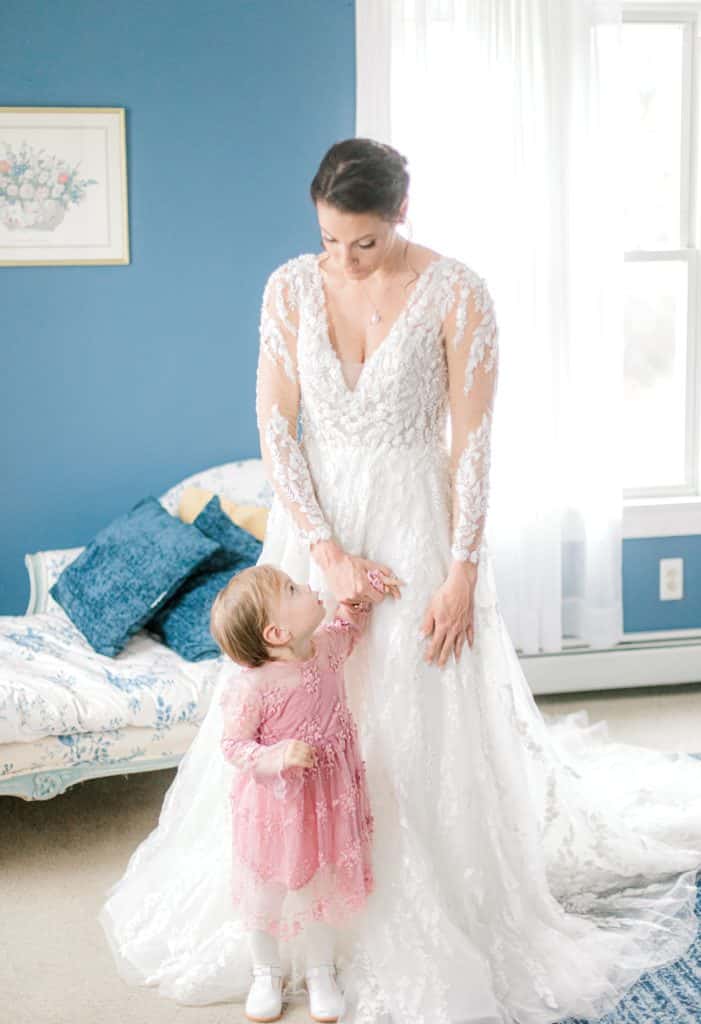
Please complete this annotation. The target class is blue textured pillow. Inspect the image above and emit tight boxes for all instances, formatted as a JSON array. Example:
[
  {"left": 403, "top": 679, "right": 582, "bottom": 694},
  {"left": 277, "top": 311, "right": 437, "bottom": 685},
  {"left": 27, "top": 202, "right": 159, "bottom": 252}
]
[
  {"left": 148, "top": 495, "right": 263, "bottom": 661},
  {"left": 191, "top": 494, "right": 263, "bottom": 573},
  {"left": 50, "top": 497, "right": 222, "bottom": 657}
]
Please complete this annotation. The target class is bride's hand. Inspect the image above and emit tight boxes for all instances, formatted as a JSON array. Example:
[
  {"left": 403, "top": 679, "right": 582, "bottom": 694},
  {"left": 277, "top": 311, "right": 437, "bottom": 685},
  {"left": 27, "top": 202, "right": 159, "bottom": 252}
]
[
  {"left": 420, "top": 563, "right": 478, "bottom": 668},
  {"left": 323, "top": 551, "right": 405, "bottom": 606}
]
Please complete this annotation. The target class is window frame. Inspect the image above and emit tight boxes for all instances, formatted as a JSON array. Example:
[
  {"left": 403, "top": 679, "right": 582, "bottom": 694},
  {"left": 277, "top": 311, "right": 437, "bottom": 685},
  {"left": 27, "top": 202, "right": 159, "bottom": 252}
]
[{"left": 622, "top": 1, "right": 701, "bottom": 538}]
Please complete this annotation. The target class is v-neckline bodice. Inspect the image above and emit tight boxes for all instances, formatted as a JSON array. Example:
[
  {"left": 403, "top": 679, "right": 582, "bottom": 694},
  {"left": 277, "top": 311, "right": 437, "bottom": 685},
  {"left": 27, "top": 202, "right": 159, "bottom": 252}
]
[{"left": 309, "top": 252, "right": 448, "bottom": 397}]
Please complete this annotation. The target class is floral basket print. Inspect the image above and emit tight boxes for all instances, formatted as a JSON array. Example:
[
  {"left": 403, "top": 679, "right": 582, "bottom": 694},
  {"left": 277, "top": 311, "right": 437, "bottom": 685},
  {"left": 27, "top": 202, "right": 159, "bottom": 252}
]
[{"left": 0, "top": 141, "right": 98, "bottom": 231}]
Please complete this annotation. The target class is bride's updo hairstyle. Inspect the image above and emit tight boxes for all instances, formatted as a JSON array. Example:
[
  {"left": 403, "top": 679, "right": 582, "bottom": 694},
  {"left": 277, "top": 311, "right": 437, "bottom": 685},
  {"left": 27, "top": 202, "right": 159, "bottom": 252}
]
[{"left": 310, "top": 137, "right": 410, "bottom": 226}]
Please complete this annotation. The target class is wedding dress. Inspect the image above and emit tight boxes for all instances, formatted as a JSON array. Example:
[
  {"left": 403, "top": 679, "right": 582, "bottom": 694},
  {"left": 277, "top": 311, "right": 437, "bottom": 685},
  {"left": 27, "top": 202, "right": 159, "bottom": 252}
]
[{"left": 99, "top": 251, "right": 701, "bottom": 1024}]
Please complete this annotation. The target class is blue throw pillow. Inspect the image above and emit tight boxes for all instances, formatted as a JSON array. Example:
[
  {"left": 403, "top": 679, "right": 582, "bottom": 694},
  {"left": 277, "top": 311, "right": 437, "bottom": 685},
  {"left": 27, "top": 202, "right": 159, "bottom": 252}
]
[
  {"left": 191, "top": 493, "right": 263, "bottom": 573},
  {"left": 50, "top": 497, "right": 222, "bottom": 657},
  {"left": 147, "top": 495, "right": 263, "bottom": 661}
]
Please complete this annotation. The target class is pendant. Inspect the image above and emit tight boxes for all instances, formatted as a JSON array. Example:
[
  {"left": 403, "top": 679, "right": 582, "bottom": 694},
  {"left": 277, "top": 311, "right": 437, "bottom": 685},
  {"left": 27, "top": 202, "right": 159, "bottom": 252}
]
[{"left": 370, "top": 311, "right": 382, "bottom": 325}]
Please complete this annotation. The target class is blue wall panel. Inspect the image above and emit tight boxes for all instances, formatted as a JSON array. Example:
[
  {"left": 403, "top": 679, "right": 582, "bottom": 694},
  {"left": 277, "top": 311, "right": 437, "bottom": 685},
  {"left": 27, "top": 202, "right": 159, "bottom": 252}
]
[
  {"left": 0, "top": 0, "right": 355, "bottom": 614},
  {"left": 622, "top": 535, "right": 701, "bottom": 634}
]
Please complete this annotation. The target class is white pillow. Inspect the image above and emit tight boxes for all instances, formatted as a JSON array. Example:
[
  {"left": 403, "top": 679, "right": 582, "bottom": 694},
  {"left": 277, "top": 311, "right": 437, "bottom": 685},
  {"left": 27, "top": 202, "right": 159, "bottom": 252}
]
[{"left": 159, "top": 457, "right": 272, "bottom": 516}]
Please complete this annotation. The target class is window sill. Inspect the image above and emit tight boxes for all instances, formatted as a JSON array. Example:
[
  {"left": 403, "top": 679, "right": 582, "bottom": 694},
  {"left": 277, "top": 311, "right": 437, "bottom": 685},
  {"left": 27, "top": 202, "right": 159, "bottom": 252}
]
[{"left": 623, "top": 496, "right": 701, "bottom": 538}]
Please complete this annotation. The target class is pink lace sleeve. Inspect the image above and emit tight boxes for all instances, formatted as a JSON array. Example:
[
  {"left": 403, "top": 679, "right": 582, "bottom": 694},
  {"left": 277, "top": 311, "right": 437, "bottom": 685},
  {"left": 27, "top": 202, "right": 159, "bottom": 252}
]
[
  {"left": 443, "top": 264, "right": 499, "bottom": 566},
  {"left": 219, "top": 678, "right": 304, "bottom": 801},
  {"left": 324, "top": 604, "right": 371, "bottom": 665}
]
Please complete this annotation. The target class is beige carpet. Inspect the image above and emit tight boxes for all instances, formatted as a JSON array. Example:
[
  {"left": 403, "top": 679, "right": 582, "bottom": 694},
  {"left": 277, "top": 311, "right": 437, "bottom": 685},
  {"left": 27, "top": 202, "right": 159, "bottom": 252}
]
[{"left": 2, "top": 681, "right": 700, "bottom": 1024}]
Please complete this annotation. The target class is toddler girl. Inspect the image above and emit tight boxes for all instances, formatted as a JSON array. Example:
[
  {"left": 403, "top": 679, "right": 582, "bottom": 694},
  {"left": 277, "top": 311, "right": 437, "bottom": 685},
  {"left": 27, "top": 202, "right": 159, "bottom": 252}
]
[{"left": 210, "top": 563, "right": 387, "bottom": 1023}]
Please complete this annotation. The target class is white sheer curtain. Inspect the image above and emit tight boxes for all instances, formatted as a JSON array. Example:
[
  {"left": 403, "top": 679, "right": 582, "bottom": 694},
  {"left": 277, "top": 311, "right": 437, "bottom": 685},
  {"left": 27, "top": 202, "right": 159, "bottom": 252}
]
[{"left": 356, "top": 0, "right": 625, "bottom": 654}]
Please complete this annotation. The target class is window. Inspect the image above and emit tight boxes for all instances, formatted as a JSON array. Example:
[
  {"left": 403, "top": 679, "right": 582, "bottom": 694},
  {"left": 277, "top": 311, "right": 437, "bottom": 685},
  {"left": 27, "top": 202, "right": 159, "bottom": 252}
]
[{"left": 622, "top": 6, "right": 700, "bottom": 501}]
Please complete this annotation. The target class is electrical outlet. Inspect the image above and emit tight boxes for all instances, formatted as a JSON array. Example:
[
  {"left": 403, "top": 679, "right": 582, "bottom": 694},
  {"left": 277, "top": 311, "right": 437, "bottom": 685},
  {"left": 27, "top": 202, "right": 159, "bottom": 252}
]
[{"left": 659, "top": 557, "right": 684, "bottom": 601}]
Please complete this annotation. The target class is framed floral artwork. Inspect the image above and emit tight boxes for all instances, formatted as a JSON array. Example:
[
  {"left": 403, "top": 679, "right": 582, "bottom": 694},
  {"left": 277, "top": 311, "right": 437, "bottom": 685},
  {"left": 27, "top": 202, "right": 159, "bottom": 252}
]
[{"left": 0, "top": 106, "right": 129, "bottom": 266}]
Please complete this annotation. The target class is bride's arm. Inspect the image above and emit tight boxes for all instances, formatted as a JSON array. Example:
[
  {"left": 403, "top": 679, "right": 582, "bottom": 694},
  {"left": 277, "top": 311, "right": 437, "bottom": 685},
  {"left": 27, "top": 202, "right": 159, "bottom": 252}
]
[
  {"left": 420, "top": 267, "right": 499, "bottom": 667},
  {"left": 256, "top": 263, "right": 337, "bottom": 555},
  {"left": 444, "top": 267, "right": 500, "bottom": 572}
]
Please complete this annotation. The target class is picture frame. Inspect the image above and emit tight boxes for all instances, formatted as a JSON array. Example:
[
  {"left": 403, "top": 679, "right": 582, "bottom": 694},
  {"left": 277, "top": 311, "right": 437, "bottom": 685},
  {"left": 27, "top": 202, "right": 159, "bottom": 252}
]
[{"left": 0, "top": 106, "right": 130, "bottom": 267}]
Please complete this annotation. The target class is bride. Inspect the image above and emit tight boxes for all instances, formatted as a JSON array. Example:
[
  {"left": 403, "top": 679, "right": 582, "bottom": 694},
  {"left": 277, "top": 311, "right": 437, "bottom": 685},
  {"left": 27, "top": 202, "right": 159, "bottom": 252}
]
[{"left": 99, "top": 138, "right": 701, "bottom": 1024}]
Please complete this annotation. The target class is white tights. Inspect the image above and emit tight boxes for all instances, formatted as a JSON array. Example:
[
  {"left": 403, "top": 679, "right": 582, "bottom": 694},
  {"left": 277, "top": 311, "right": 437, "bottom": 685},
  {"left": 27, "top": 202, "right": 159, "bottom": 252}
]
[{"left": 247, "top": 880, "right": 336, "bottom": 969}]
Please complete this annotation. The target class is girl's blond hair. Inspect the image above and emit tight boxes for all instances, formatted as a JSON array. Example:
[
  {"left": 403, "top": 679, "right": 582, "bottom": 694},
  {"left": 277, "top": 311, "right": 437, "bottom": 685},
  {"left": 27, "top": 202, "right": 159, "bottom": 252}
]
[{"left": 210, "top": 563, "right": 285, "bottom": 668}]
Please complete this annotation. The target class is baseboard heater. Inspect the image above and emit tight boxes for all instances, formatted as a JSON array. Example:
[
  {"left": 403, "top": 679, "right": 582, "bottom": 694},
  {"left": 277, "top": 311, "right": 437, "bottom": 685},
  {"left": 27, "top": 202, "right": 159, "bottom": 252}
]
[{"left": 519, "top": 634, "right": 701, "bottom": 696}]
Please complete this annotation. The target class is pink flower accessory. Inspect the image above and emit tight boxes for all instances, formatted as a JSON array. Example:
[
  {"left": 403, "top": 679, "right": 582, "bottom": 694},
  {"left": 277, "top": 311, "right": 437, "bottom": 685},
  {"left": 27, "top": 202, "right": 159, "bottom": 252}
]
[{"left": 366, "top": 569, "right": 386, "bottom": 594}]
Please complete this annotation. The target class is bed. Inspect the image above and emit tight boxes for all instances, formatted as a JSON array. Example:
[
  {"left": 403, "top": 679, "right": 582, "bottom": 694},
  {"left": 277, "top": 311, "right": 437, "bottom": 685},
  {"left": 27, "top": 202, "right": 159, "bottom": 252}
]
[{"left": 0, "top": 458, "right": 272, "bottom": 800}]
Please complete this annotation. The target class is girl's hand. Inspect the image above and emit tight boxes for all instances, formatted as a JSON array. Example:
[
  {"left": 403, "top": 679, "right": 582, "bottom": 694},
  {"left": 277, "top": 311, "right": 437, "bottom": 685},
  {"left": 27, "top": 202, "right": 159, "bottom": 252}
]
[
  {"left": 284, "top": 740, "right": 316, "bottom": 770},
  {"left": 323, "top": 552, "right": 405, "bottom": 606},
  {"left": 420, "top": 563, "right": 478, "bottom": 668}
]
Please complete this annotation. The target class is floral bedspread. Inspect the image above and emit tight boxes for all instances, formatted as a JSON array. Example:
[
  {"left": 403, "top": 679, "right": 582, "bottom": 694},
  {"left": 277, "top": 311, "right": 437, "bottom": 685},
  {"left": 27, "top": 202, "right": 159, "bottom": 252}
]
[{"left": 0, "top": 609, "right": 223, "bottom": 745}]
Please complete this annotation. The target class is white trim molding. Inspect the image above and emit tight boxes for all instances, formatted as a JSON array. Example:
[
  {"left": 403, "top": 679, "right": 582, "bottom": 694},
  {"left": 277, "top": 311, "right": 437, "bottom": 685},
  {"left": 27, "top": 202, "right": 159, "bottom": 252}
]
[
  {"left": 520, "top": 633, "right": 701, "bottom": 695},
  {"left": 623, "top": 496, "right": 701, "bottom": 536}
]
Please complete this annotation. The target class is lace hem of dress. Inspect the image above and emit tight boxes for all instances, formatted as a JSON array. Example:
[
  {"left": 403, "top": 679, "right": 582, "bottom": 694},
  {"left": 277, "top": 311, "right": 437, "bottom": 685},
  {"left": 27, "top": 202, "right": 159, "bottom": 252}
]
[{"left": 231, "top": 845, "right": 375, "bottom": 941}]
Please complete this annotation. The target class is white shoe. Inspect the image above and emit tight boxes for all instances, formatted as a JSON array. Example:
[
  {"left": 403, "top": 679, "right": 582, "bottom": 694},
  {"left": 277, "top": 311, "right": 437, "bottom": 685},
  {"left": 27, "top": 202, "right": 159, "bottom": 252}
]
[
  {"left": 245, "top": 963, "right": 284, "bottom": 1022},
  {"left": 305, "top": 962, "right": 345, "bottom": 1022}
]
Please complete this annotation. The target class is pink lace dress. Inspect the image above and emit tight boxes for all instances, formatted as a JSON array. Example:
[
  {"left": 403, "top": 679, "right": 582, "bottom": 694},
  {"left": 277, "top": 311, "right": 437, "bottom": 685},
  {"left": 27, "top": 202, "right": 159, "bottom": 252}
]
[{"left": 219, "top": 606, "right": 375, "bottom": 940}]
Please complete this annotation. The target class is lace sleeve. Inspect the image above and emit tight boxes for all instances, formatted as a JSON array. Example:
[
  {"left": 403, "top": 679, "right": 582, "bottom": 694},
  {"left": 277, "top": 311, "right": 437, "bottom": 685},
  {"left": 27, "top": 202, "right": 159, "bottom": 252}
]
[
  {"left": 256, "top": 263, "right": 335, "bottom": 552},
  {"left": 444, "top": 266, "right": 499, "bottom": 566},
  {"left": 219, "top": 677, "right": 304, "bottom": 801},
  {"left": 324, "top": 603, "right": 371, "bottom": 665}
]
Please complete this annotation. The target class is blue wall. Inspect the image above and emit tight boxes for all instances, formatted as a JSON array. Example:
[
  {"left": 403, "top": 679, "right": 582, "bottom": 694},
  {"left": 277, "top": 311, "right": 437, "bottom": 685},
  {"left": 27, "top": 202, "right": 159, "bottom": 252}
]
[
  {"left": 2, "top": 1, "right": 699, "bottom": 636},
  {"left": 0, "top": 0, "right": 355, "bottom": 615}
]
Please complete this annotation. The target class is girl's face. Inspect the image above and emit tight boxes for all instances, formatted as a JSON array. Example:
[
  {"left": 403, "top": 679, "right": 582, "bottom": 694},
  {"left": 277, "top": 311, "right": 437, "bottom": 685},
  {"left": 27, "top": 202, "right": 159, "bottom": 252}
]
[
  {"left": 275, "top": 573, "right": 325, "bottom": 639},
  {"left": 316, "top": 199, "right": 405, "bottom": 280}
]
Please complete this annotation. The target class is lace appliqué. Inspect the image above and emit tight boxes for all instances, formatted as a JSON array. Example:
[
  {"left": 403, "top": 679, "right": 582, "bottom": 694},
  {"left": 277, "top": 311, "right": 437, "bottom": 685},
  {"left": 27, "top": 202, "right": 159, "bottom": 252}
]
[
  {"left": 259, "top": 266, "right": 300, "bottom": 384},
  {"left": 450, "top": 408, "right": 494, "bottom": 564},
  {"left": 300, "top": 253, "right": 451, "bottom": 451},
  {"left": 325, "top": 612, "right": 368, "bottom": 668},
  {"left": 444, "top": 265, "right": 499, "bottom": 566},
  {"left": 300, "top": 658, "right": 321, "bottom": 697},
  {"left": 219, "top": 685, "right": 292, "bottom": 795},
  {"left": 256, "top": 262, "right": 334, "bottom": 553},
  {"left": 261, "top": 403, "right": 333, "bottom": 549},
  {"left": 455, "top": 276, "right": 498, "bottom": 394}
]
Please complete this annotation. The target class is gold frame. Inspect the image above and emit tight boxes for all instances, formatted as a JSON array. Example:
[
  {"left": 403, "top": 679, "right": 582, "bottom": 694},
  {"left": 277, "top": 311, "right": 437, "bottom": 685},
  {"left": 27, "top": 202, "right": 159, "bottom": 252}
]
[{"left": 0, "top": 106, "right": 130, "bottom": 267}]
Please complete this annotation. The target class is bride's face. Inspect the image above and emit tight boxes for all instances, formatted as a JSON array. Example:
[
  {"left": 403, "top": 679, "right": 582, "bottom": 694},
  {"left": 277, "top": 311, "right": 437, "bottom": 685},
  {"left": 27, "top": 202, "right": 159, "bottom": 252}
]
[{"left": 316, "top": 200, "right": 399, "bottom": 280}]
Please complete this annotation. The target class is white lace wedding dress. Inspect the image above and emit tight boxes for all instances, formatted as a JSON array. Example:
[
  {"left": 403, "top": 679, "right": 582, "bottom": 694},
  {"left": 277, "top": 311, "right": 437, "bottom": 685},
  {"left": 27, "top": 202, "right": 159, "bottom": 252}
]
[{"left": 99, "top": 252, "right": 701, "bottom": 1024}]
